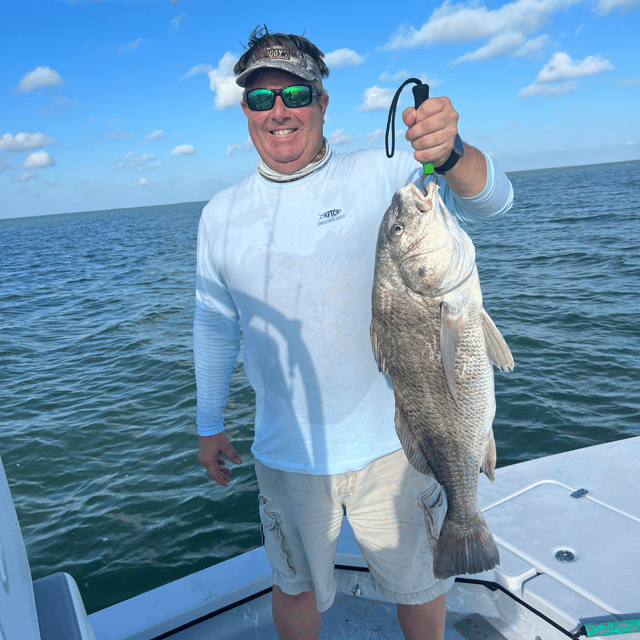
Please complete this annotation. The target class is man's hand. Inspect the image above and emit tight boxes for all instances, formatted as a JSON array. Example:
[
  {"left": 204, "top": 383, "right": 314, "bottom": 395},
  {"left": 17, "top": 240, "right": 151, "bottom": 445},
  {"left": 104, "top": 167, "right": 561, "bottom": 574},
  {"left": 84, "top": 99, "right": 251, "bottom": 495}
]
[
  {"left": 402, "top": 95, "right": 487, "bottom": 197},
  {"left": 402, "top": 96, "right": 460, "bottom": 169},
  {"left": 198, "top": 432, "right": 242, "bottom": 487}
]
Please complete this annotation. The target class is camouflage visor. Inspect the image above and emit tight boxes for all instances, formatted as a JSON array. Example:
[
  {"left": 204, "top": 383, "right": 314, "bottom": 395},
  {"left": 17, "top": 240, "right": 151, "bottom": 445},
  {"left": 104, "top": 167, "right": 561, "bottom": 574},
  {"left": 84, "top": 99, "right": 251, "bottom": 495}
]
[{"left": 235, "top": 47, "right": 323, "bottom": 87}]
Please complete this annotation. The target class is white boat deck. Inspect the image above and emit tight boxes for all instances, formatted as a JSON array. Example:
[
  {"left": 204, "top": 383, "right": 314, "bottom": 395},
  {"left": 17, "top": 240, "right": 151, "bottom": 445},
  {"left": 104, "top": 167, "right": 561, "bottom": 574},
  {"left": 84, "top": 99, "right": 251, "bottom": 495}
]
[
  {"left": 3, "top": 437, "right": 639, "bottom": 640},
  {"left": 87, "top": 436, "right": 640, "bottom": 640}
]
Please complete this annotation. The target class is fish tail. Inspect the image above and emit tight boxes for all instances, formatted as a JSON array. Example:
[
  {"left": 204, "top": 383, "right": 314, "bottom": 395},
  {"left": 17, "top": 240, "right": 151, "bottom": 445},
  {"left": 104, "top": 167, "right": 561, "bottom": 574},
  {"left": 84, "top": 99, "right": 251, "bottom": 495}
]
[{"left": 433, "top": 511, "right": 500, "bottom": 580}]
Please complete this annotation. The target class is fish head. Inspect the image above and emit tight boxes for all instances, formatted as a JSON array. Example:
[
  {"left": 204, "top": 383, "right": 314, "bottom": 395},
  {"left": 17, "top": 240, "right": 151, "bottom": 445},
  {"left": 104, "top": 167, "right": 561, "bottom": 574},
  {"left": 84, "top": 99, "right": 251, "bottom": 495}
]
[{"left": 381, "top": 181, "right": 453, "bottom": 296}]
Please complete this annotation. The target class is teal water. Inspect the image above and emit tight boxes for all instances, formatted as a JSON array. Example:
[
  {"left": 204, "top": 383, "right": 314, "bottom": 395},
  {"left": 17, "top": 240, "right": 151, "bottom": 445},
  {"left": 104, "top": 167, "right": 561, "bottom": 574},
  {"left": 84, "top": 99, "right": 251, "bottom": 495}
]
[{"left": 1, "top": 160, "right": 639, "bottom": 615}]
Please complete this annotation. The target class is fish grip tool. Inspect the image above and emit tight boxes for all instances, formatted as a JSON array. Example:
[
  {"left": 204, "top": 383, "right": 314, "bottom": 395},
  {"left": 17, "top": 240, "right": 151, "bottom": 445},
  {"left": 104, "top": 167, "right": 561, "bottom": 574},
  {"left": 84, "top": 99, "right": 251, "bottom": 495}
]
[{"left": 385, "top": 78, "right": 436, "bottom": 193}]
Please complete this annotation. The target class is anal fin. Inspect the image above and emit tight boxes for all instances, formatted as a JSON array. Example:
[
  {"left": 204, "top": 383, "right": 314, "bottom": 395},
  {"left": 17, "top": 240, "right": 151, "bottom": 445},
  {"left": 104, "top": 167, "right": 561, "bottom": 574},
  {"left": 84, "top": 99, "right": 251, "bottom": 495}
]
[{"left": 481, "top": 430, "right": 496, "bottom": 482}]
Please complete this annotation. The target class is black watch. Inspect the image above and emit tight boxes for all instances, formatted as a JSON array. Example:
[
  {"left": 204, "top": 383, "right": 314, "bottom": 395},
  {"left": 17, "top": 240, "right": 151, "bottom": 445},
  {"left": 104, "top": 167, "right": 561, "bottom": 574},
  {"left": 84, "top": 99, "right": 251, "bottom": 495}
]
[{"left": 435, "top": 134, "right": 464, "bottom": 175}]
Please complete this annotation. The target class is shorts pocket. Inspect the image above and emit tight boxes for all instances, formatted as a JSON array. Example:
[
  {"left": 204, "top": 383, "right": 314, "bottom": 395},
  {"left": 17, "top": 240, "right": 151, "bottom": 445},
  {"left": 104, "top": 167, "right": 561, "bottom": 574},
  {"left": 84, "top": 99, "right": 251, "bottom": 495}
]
[
  {"left": 258, "top": 494, "right": 296, "bottom": 579},
  {"left": 418, "top": 482, "right": 446, "bottom": 556}
]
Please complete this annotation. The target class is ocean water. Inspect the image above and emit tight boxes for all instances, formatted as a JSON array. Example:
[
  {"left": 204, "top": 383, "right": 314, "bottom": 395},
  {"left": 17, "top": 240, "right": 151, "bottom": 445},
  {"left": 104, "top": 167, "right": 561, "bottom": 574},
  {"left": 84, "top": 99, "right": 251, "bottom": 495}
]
[{"left": 1, "top": 160, "right": 639, "bottom": 615}]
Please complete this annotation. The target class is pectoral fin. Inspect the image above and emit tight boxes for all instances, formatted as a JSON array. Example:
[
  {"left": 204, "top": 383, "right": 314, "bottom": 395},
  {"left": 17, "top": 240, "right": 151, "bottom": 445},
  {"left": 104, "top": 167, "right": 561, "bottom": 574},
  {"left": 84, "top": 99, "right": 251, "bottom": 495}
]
[
  {"left": 370, "top": 321, "right": 386, "bottom": 374},
  {"left": 481, "top": 309, "right": 515, "bottom": 372},
  {"left": 441, "top": 301, "right": 464, "bottom": 403}
]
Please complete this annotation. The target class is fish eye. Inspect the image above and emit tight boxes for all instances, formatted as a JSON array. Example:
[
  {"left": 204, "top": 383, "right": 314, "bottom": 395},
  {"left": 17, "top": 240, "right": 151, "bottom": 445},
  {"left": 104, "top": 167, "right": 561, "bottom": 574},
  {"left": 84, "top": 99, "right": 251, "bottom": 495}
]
[{"left": 390, "top": 223, "right": 404, "bottom": 237}]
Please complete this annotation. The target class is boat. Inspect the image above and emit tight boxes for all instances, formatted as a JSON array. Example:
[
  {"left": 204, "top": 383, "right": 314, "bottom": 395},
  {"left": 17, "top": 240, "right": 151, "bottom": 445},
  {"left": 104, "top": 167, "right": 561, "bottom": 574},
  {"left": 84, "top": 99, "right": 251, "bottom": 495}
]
[{"left": 2, "top": 435, "right": 639, "bottom": 640}]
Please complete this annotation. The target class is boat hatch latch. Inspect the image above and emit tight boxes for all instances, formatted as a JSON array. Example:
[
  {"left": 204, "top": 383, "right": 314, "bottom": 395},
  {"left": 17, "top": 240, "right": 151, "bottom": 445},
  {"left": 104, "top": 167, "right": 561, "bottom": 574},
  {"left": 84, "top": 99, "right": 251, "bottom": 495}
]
[{"left": 570, "top": 488, "right": 589, "bottom": 498}]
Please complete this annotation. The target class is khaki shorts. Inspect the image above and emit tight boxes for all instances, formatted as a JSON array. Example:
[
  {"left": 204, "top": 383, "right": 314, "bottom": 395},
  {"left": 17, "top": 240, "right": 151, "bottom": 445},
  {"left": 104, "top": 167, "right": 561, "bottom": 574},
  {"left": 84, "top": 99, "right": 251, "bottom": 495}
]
[{"left": 255, "top": 449, "right": 455, "bottom": 612}]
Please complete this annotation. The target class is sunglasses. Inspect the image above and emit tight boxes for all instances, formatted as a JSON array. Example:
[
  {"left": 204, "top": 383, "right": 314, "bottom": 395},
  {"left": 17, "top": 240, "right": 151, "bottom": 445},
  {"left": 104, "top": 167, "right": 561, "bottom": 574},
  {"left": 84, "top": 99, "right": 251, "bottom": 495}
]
[{"left": 245, "top": 84, "right": 318, "bottom": 112}]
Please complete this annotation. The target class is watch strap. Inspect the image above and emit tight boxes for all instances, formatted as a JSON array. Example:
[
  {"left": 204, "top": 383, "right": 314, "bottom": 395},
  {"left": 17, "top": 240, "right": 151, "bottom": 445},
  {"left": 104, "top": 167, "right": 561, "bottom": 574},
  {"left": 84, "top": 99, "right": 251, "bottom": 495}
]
[{"left": 435, "top": 134, "right": 464, "bottom": 175}]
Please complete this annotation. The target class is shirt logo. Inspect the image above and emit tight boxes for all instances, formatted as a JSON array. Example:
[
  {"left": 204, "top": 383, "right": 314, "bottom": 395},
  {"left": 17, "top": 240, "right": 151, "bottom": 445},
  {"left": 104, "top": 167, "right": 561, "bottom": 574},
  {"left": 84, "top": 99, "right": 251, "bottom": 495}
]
[{"left": 318, "top": 209, "right": 345, "bottom": 226}]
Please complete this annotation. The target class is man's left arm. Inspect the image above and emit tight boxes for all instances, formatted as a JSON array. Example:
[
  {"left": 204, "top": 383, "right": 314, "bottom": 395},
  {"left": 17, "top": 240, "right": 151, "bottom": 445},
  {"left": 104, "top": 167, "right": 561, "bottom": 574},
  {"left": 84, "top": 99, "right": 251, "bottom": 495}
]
[{"left": 402, "top": 96, "right": 488, "bottom": 198}]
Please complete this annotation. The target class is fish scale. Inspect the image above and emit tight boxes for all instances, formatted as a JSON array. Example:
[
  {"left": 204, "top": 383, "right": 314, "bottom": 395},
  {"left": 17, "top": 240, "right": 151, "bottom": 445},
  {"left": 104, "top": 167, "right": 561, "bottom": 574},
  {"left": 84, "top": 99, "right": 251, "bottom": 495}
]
[{"left": 371, "top": 180, "right": 514, "bottom": 580}]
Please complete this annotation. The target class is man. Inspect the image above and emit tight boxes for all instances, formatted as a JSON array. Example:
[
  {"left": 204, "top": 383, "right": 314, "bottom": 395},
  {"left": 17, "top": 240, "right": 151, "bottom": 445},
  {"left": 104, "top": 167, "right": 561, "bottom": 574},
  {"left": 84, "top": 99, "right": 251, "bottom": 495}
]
[{"left": 194, "top": 28, "right": 513, "bottom": 640}]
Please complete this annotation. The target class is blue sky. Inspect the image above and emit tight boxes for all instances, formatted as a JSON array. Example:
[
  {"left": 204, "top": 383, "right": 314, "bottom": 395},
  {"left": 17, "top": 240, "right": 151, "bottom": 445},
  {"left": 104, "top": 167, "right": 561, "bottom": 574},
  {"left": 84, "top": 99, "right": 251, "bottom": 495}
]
[{"left": 2, "top": 0, "right": 639, "bottom": 218}]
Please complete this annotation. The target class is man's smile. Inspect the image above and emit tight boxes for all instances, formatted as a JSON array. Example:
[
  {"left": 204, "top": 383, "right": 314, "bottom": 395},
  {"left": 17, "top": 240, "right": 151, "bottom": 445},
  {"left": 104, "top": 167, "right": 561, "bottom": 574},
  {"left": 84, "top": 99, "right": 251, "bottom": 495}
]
[{"left": 270, "top": 128, "right": 298, "bottom": 137}]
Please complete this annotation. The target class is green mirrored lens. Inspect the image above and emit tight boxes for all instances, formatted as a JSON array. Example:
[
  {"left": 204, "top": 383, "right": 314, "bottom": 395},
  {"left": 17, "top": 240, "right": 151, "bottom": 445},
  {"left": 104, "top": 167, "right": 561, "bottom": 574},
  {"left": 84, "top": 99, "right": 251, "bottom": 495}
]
[
  {"left": 282, "top": 85, "right": 312, "bottom": 108},
  {"left": 248, "top": 89, "right": 276, "bottom": 111}
]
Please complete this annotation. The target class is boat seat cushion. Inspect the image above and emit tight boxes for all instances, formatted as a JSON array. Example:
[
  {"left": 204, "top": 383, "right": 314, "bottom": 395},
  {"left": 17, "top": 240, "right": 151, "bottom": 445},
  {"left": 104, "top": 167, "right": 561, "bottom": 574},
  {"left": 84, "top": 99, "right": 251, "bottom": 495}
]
[{"left": 33, "top": 572, "right": 90, "bottom": 640}]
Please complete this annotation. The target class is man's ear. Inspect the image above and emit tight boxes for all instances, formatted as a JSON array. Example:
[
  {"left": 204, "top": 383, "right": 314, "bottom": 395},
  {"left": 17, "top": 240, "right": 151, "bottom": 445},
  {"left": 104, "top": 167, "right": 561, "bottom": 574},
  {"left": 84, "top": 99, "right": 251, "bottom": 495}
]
[{"left": 319, "top": 92, "right": 329, "bottom": 117}]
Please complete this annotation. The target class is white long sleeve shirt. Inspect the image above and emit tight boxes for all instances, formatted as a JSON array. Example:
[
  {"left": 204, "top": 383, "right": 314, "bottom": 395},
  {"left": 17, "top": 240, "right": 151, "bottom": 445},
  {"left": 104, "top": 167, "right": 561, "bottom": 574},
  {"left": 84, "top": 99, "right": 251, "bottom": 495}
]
[{"left": 194, "top": 148, "right": 513, "bottom": 474}]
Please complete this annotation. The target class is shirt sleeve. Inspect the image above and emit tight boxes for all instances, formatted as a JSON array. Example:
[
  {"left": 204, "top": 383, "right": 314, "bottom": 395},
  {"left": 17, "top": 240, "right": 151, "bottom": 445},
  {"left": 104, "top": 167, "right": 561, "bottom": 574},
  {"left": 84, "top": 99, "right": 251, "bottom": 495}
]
[
  {"left": 193, "top": 213, "right": 241, "bottom": 436},
  {"left": 448, "top": 152, "right": 513, "bottom": 224},
  {"left": 384, "top": 150, "right": 513, "bottom": 224}
]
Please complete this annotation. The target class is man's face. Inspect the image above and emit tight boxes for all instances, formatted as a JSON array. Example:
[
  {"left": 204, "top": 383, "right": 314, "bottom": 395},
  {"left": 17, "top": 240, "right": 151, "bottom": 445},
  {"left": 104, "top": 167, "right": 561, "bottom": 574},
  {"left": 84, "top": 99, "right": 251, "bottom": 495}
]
[{"left": 241, "top": 69, "right": 329, "bottom": 174}]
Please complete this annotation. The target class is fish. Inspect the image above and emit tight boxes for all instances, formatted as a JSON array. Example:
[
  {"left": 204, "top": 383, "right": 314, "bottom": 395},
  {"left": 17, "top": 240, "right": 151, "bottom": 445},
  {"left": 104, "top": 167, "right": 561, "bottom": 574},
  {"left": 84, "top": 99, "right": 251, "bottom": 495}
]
[{"left": 370, "top": 180, "right": 514, "bottom": 580}]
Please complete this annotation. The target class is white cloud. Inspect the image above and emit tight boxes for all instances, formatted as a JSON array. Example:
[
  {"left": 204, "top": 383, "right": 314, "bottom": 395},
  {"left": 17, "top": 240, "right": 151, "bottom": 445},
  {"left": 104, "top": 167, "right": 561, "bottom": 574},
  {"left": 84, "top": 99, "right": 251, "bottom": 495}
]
[
  {"left": 140, "top": 161, "right": 162, "bottom": 172},
  {"left": 207, "top": 52, "right": 244, "bottom": 110},
  {"left": 453, "top": 32, "right": 547, "bottom": 63},
  {"left": 0, "top": 132, "right": 57, "bottom": 151},
  {"left": 140, "top": 178, "right": 149, "bottom": 187},
  {"left": 10, "top": 173, "right": 38, "bottom": 183},
  {"left": 108, "top": 128, "right": 135, "bottom": 140},
  {"left": 324, "top": 48, "right": 366, "bottom": 68},
  {"left": 144, "top": 129, "right": 166, "bottom": 140},
  {"left": 453, "top": 31, "right": 527, "bottom": 63},
  {"left": 113, "top": 152, "right": 161, "bottom": 172},
  {"left": 22, "top": 150, "right": 55, "bottom": 169},
  {"left": 181, "top": 64, "right": 213, "bottom": 80},
  {"left": 535, "top": 51, "right": 614, "bottom": 82},
  {"left": 328, "top": 129, "right": 357, "bottom": 146},
  {"left": 621, "top": 78, "right": 640, "bottom": 86},
  {"left": 117, "top": 38, "right": 143, "bottom": 54},
  {"left": 379, "top": 71, "right": 445, "bottom": 88},
  {"left": 18, "top": 66, "right": 64, "bottom": 92},
  {"left": 227, "top": 137, "right": 253, "bottom": 156},
  {"left": 520, "top": 51, "right": 614, "bottom": 96},
  {"left": 515, "top": 34, "right": 550, "bottom": 56},
  {"left": 357, "top": 86, "right": 396, "bottom": 111},
  {"left": 172, "top": 144, "right": 196, "bottom": 156},
  {"left": 385, "top": 0, "right": 580, "bottom": 49},
  {"left": 596, "top": 0, "right": 640, "bottom": 14},
  {"left": 367, "top": 129, "right": 385, "bottom": 145},
  {"left": 519, "top": 80, "right": 577, "bottom": 96},
  {"left": 380, "top": 70, "right": 411, "bottom": 82},
  {"left": 384, "top": 0, "right": 585, "bottom": 64},
  {"left": 170, "top": 12, "right": 188, "bottom": 29}
]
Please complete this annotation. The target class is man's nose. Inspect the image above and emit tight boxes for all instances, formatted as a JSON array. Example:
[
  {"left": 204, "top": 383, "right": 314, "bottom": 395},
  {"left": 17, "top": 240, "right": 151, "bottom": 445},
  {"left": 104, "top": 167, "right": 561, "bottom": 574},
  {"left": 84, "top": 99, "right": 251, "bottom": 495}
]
[{"left": 270, "top": 95, "right": 289, "bottom": 118}]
